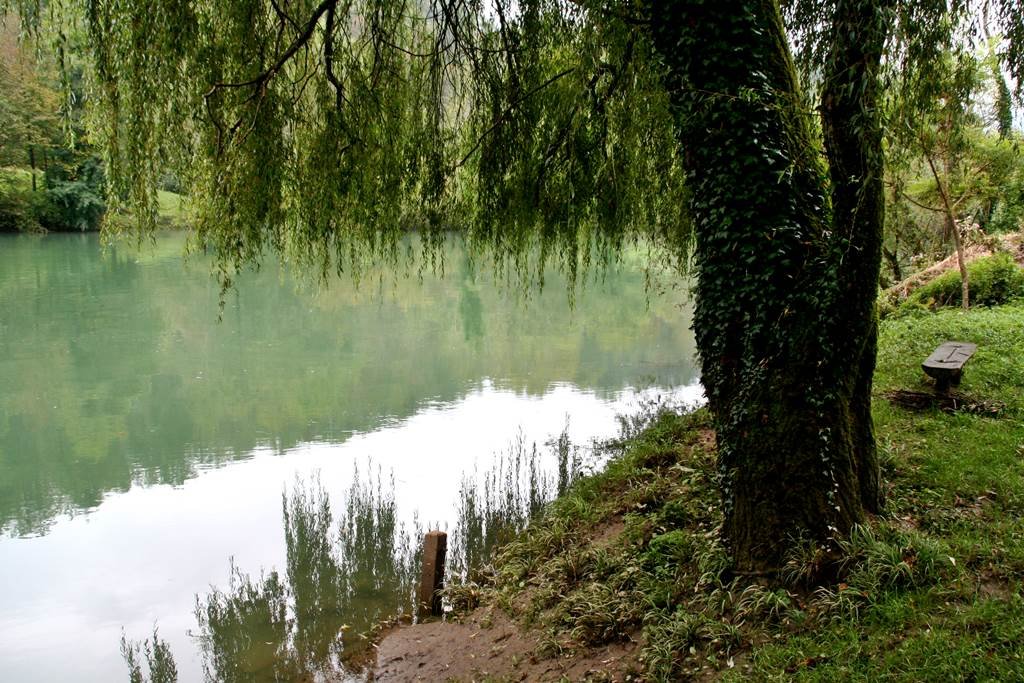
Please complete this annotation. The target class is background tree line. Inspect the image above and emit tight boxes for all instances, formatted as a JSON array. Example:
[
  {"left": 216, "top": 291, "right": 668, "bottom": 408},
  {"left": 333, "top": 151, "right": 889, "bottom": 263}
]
[
  {"left": 0, "top": 13, "right": 109, "bottom": 232},
  {"left": 883, "top": 42, "right": 1024, "bottom": 312}
]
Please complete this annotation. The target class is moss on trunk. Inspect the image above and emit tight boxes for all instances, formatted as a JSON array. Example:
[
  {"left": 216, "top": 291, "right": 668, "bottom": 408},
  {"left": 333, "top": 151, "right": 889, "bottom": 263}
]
[{"left": 649, "top": 0, "right": 884, "bottom": 571}]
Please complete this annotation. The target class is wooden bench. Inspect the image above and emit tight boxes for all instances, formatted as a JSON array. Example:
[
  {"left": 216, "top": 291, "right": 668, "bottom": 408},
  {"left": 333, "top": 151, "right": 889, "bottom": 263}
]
[{"left": 922, "top": 341, "right": 977, "bottom": 393}]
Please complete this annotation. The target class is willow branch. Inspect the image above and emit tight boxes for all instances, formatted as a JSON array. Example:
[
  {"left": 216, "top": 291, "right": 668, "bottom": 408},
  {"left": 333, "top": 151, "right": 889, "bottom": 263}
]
[
  {"left": 454, "top": 66, "right": 577, "bottom": 170},
  {"left": 270, "top": 0, "right": 301, "bottom": 33},
  {"left": 204, "top": 0, "right": 336, "bottom": 96},
  {"left": 324, "top": 1, "right": 346, "bottom": 111}
]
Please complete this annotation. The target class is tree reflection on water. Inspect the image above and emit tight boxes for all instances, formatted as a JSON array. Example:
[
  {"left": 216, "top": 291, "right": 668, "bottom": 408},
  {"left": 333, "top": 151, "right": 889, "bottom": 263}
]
[
  {"left": 122, "top": 432, "right": 585, "bottom": 682},
  {"left": 193, "top": 471, "right": 420, "bottom": 681}
]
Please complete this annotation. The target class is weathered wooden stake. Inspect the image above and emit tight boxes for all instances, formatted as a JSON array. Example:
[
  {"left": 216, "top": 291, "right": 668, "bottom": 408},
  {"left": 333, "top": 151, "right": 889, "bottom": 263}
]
[{"left": 417, "top": 530, "right": 447, "bottom": 621}]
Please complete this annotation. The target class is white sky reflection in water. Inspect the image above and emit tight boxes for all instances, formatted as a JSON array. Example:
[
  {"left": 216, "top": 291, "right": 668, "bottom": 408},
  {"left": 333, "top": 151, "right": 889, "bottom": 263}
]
[{"left": 0, "top": 381, "right": 703, "bottom": 682}]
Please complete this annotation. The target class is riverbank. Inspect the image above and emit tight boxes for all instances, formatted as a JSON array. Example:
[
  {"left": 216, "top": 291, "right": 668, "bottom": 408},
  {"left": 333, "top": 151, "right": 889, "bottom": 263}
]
[
  {"left": 373, "top": 301, "right": 1024, "bottom": 681},
  {"left": 0, "top": 166, "right": 188, "bottom": 232}
]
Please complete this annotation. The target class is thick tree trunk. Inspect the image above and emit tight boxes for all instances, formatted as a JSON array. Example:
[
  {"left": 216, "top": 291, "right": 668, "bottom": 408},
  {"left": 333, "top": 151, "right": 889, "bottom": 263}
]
[
  {"left": 650, "top": 0, "right": 883, "bottom": 572},
  {"left": 820, "top": 0, "right": 886, "bottom": 516}
]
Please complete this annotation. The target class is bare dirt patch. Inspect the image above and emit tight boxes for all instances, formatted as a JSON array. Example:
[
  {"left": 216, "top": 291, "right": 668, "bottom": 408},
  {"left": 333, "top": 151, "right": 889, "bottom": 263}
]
[
  {"left": 372, "top": 606, "right": 640, "bottom": 682},
  {"left": 372, "top": 510, "right": 644, "bottom": 682}
]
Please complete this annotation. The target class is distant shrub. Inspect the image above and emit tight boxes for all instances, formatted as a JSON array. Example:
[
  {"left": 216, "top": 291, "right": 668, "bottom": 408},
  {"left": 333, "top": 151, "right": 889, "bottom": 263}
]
[
  {"left": 1, "top": 184, "right": 107, "bottom": 232},
  {"left": 38, "top": 179, "right": 106, "bottom": 231},
  {"left": 900, "top": 252, "right": 1024, "bottom": 313},
  {"left": 0, "top": 156, "right": 107, "bottom": 232},
  {"left": 157, "top": 172, "right": 183, "bottom": 194},
  {"left": 987, "top": 174, "right": 1024, "bottom": 234},
  {"left": 989, "top": 199, "right": 1023, "bottom": 234},
  {"left": 0, "top": 188, "right": 42, "bottom": 232}
]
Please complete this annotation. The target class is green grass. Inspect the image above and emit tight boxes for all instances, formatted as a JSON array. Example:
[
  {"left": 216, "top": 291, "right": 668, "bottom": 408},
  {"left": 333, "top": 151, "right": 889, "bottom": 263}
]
[
  {"left": 2, "top": 166, "right": 190, "bottom": 230},
  {"left": 109, "top": 189, "right": 190, "bottom": 230},
  {"left": 157, "top": 190, "right": 188, "bottom": 227},
  {"left": 448, "top": 302, "right": 1024, "bottom": 681}
]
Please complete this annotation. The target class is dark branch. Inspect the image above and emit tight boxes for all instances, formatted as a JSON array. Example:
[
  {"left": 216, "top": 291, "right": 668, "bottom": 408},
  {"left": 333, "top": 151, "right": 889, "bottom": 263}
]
[
  {"left": 204, "top": 0, "right": 336, "bottom": 97},
  {"left": 455, "top": 66, "right": 577, "bottom": 170},
  {"left": 323, "top": 1, "right": 346, "bottom": 112},
  {"left": 270, "top": 0, "right": 301, "bottom": 33}
]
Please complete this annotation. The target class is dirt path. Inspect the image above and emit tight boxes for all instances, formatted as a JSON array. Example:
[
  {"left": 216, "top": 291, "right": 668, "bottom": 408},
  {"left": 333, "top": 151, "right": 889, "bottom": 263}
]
[{"left": 372, "top": 605, "right": 639, "bottom": 681}]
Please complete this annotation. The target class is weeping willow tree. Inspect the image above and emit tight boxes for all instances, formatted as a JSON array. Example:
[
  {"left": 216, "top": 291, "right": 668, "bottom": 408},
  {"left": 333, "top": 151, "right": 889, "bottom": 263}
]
[{"left": 6, "top": 0, "right": 1022, "bottom": 572}]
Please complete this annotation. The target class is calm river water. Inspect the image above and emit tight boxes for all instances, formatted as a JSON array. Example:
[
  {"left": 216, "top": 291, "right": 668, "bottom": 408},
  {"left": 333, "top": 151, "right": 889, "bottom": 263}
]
[{"left": 0, "top": 232, "right": 699, "bottom": 681}]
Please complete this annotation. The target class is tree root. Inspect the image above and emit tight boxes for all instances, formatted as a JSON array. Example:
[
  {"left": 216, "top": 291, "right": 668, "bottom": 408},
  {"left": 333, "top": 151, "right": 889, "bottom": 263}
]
[{"left": 881, "top": 389, "right": 1005, "bottom": 416}]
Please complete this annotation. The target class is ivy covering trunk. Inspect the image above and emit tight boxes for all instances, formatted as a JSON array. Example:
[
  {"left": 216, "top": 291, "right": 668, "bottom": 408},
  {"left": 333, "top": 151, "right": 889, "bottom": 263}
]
[{"left": 650, "top": 0, "right": 884, "bottom": 572}]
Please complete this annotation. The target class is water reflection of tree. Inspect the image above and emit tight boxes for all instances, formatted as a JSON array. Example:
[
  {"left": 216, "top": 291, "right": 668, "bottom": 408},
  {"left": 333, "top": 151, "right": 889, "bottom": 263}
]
[
  {"left": 125, "top": 431, "right": 588, "bottom": 681},
  {"left": 121, "top": 626, "right": 178, "bottom": 683},
  {"left": 451, "top": 430, "right": 584, "bottom": 579},
  {"left": 193, "top": 566, "right": 296, "bottom": 682},
  {"left": 192, "top": 472, "right": 420, "bottom": 682},
  {"left": 2, "top": 236, "right": 697, "bottom": 537},
  {"left": 335, "top": 467, "right": 420, "bottom": 637}
]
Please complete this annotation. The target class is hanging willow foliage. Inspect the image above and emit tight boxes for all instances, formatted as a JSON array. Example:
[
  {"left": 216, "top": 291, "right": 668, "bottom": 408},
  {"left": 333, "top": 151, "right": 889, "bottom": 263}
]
[
  {"left": 2, "top": 1, "right": 691, "bottom": 290},
  {"left": 2, "top": 0, "right": 1019, "bottom": 289}
]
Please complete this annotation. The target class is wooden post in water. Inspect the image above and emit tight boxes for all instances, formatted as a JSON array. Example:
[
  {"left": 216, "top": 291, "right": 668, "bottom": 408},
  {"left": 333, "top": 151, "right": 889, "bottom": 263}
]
[{"left": 417, "top": 530, "right": 447, "bottom": 621}]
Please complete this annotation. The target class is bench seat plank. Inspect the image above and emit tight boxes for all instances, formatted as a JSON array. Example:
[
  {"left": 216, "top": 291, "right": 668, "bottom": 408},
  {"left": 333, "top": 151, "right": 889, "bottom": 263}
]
[{"left": 922, "top": 341, "right": 977, "bottom": 389}]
